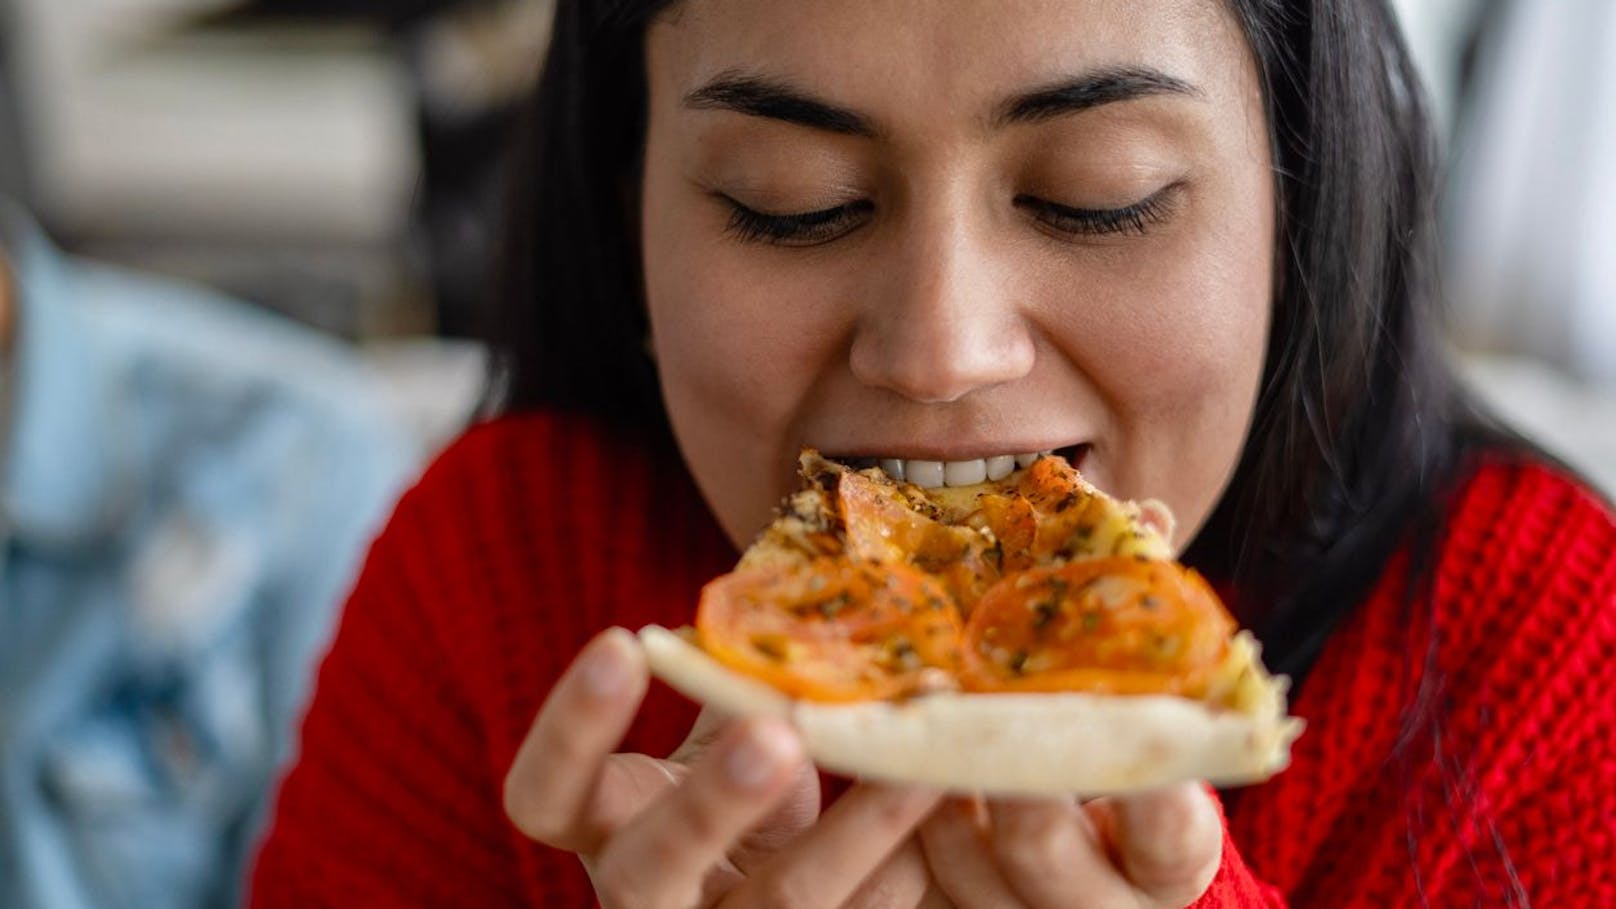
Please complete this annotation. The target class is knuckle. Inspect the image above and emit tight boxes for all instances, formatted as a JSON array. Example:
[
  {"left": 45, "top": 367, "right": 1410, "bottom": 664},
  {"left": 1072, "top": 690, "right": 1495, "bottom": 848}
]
[
  {"left": 866, "top": 790, "right": 928, "bottom": 837},
  {"left": 843, "top": 845, "right": 931, "bottom": 908},
  {"left": 676, "top": 791, "right": 732, "bottom": 847},
  {"left": 590, "top": 874, "right": 632, "bottom": 909},
  {"left": 872, "top": 800, "right": 914, "bottom": 835},
  {"left": 997, "top": 823, "right": 1069, "bottom": 879},
  {"left": 591, "top": 843, "right": 668, "bottom": 908},
  {"left": 993, "top": 805, "right": 1072, "bottom": 875},
  {"left": 503, "top": 723, "right": 616, "bottom": 846},
  {"left": 503, "top": 774, "right": 565, "bottom": 844},
  {"left": 592, "top": 871, "right": 665, "bottom": 909},
  {"left": 535, "top": 720, "right": 592, "bottom": 766},
  {"left": 636, "top": 822, "right": 692, "bottom": 873},
  {"left": 1122, "top": 794, "right": 1222, "bottom": 900},
  {"left": 1137, "top": 804, "right": 1205, "bottom": 868},
  {"left": 748, "top": 871, "right": 816, "bottom": 909}
]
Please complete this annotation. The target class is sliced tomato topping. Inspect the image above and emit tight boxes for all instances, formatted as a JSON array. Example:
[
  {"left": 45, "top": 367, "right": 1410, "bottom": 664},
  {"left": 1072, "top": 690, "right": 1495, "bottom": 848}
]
[
  {"left": 838, "top": 471, "right": 1001, "bottom": 614},
  {"left": 960, "top": 557, "right": 1235, "bottom": 696},
  {"left": 975, "top": 492, "right": 1038, "bottom": 575},
  {"left": 838, "top": 470, "right": 945, "bottom": 563},
  {"left": 1016, "top": 455, "right": 1087, "bottom": 511},
  {"left": 696, "top": 557, "right": 963, "bottom": 702}
]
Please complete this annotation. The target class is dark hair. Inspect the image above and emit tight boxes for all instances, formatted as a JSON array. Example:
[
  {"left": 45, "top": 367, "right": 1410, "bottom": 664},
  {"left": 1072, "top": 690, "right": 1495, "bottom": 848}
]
[
  {"left": 492, "top": 2, "right": 1543, "bottom": 901},
  {"left": 492, "top": 0, "right": 1506, "bottom": 664},
  {"left": 487, "top": 0, "right": 668, "bottom": 429},
  {"left": 1189, "top": 0, "right": 1472, "bottom": 672}
]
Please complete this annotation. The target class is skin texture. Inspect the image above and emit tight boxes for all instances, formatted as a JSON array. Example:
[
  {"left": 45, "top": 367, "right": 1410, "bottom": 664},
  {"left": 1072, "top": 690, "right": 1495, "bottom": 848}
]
[
  {"left": 507, "top": 1, "right": 1275, "bottom": 906},
  {"left": 641, "top": 0, "right": 1274, "bottom": 554}
]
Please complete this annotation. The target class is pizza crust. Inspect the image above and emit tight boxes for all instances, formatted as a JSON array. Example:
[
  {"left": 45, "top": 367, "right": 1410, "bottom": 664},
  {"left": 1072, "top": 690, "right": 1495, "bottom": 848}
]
[{"left": 639, "top": 625, "right": 1304, "bottom": 797}]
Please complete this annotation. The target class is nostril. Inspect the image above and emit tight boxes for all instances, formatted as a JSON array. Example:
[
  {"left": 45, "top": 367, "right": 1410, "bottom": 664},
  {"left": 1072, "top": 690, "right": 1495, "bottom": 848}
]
[{"left": 847, "top": 314, "right": 1037, "bottom": 405}]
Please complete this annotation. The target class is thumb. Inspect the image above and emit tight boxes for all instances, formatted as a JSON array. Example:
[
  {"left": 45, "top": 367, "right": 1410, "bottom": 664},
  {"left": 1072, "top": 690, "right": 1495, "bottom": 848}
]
[
  {"left": 1106, "top": 782, "right": 1223, "bottom": 907},
  {"left": 587, "top": 705, "right": 764, "bottom": 836},
  {"left": 597, "top": 709, "right": 821, "bottom": 870},
  {"left": 672, "top": 707, "right": 822, "bottom": 872},
  {"left": 725, "top": 756, "right": 821, "bottom": 873}
]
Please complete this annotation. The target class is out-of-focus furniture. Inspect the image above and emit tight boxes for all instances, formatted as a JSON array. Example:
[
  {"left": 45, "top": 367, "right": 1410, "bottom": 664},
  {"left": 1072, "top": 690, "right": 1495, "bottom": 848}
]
[
  {"left": 1, "top": 0, "right": 422, "bottom": 336},
  {"left": 229, "top": 0, "right": 553, "bottom": 337}
]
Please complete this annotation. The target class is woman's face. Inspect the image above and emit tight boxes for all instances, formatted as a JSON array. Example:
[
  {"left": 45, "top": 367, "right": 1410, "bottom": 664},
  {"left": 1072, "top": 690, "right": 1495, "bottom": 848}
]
[{"left": 641, "top": 0, "right": 1274, "bottom": 552}]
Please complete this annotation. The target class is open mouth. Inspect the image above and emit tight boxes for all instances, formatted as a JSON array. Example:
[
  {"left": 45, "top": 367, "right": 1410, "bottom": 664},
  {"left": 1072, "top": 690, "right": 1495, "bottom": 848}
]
[{"left": 831, "top": 443, "right": 1090, "bottom": 489}]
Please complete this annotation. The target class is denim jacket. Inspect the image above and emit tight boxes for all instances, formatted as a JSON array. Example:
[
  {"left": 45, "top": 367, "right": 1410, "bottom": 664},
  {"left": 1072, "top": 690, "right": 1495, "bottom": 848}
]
[{"left": 0, "top": 204, "right": 416, "bottom": 909}]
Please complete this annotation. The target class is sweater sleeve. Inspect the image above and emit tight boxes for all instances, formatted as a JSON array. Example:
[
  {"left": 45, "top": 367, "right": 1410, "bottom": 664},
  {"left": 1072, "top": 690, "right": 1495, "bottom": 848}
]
[
  {"left": 247, "top": 480, "right": 533, "bottom": 907},
  {"left": 1190, "top": 794, "right": 1288, "bottom": 908},
  {"left": 1231, "top": 462, "right": 1616, "bottom": 908},
  {"left": 247, "top": 414, "right": 746, "bottom": 907}
]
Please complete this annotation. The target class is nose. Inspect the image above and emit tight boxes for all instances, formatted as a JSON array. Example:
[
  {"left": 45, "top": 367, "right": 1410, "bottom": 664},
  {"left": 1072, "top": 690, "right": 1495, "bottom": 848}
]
[{"left": 848, "top": 211, "right": 1036, "bottom": 404}]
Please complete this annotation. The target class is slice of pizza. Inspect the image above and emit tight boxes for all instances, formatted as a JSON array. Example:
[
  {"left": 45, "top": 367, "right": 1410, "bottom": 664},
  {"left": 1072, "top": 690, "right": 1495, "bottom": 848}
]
[{"left": 640, "top": 451, "right": 1302, "bottom": 796}]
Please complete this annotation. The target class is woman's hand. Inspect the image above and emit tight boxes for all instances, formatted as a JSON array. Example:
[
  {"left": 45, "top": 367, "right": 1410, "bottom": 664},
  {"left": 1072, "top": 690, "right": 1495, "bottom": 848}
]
[
  {"left": 503, "top": 627, "right": 948, "bottom": 908},
  {"left": 918, "top": 787, "right": 1223, "bottom": 908}
]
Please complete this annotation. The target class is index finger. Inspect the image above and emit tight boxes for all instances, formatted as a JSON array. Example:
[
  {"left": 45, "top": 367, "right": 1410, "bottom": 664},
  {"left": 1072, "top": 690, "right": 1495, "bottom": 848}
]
[
  {"left": 503, "top": 627, "right": 649, "bottom": 853},
  {"left": 1107, "top": 782, "right": 1222, "bottom": 906},
  {"left": 721, "top": 783, "right": 943, "bottom": 909}
]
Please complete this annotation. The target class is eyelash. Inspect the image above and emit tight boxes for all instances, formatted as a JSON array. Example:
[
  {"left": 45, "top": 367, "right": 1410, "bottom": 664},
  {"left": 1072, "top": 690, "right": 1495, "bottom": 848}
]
[
  {"left": 722, "top": 197, "right": 873, "bottom": 246},
  {"left": 720, "top": 184, "right": 1179, "bottom": 246},
  {"left": 1015, "top": 183, "right": 1181, "bottom": 238}
]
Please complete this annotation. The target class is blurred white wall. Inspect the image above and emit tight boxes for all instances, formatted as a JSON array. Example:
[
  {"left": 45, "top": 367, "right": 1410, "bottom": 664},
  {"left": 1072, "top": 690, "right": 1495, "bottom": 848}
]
[
  {"left": 1395, "top": 0, "right": 1616, "bottom": 493},
  {"left": 1443, "top": 1, "right": 1616, "bottom": 385},
  {"left": 1390, "top": 0, "right": 1488, "bottom": 133},
  {"left": 1460, "top": 354, "right": 1616, "bottom": 496}
]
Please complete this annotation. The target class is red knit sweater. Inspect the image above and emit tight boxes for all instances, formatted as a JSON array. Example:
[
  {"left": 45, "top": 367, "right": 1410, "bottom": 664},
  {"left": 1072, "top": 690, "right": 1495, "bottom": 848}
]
[{"left": 250, "top": 412, "right": 1616, "bottom": 907}]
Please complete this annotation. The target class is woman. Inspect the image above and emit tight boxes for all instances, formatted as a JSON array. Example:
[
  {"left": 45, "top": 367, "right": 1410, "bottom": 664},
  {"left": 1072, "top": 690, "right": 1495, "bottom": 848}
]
[{"left": 251, "top": 1, "right": 1616, "bottom": 907}]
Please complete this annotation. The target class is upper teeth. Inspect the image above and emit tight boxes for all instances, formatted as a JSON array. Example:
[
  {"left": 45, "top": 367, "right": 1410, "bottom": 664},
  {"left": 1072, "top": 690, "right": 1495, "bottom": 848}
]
[{"left": 877, "top": 452, "right": 1051, "bottom": 488}]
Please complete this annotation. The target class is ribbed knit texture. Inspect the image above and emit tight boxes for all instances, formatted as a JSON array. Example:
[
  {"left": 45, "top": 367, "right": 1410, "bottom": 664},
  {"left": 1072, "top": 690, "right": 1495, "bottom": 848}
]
[{"left": 249, "top": 412, "right": 1616, "bottom": 907}]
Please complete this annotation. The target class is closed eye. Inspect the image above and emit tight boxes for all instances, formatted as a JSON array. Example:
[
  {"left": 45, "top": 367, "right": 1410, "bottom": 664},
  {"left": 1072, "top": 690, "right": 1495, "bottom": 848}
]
[
  {"left": 1016, "top": 182, "right": 1182, "bottom": 238},
  {"left": 721, "top": 196, "right": 874, "bottom": 246},
  {"left": 719, "top": 182, "right": 1180, "bottom": 246}
]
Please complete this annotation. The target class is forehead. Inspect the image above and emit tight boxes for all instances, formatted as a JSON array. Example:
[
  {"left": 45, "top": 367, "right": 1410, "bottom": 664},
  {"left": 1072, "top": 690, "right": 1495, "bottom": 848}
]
[{"left": 647, "top": 0, "right": 1254, "bottom": 127}]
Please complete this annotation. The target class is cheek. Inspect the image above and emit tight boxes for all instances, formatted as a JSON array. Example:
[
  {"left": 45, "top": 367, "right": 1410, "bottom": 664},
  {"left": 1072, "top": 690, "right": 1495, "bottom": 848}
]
[
  {"left": 640, "top": 160, "right": 860, "bottom": 542},
  {"left": 1165, "top": 200, "right": 1273, "bottom": 419},
  {"left": 1035, "top": 183, "right": 1272, "bottom": 542},
  {"left": 641, "top": 165, "right": 863, "bottom": 421},
  {"left": 1053, "top": 193, "right": 1272, "bottom": 427},
  {"left": 643, "top": 219, "right": 836, "bottom": 429}
]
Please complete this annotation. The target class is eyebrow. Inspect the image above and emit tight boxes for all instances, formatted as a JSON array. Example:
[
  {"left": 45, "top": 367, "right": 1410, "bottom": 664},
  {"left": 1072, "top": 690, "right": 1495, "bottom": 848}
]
[
  {"left": 685, "top": 72, "right": 877, "bottom": 137},
  {"left": 682, "top": 64, "right": 1202, "bottom": 138},
  {"left": 994, "top": 66, "right": 1204, "bottom": 127}
]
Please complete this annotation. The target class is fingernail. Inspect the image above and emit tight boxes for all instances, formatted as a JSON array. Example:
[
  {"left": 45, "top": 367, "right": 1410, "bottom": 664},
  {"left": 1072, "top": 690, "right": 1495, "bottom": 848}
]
[
  {"left": 726, "top": 721, "right": 797, "bottom": 790},
  {"left": 580, "top": 629, "right": 630, "bottom": 698}
]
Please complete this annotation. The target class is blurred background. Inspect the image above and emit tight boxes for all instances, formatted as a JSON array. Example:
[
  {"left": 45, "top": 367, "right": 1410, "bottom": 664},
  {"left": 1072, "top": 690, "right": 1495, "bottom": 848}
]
[
  {"left": 2, "top": 0, "right": 1613, "bottom": 487},
  {"left": 1398, "top": 0, "right": 1616, "bottom": 496},
  {"left": 0, "top": 0, "right": 547, "bottom": 459}
]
